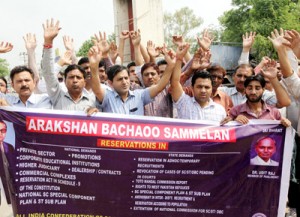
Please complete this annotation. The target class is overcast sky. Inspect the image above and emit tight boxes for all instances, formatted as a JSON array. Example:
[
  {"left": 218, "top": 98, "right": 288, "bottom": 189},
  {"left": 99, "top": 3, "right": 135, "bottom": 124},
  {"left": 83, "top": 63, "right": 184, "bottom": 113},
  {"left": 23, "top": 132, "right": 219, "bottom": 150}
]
[{"left": 0, "top": 0, "right": 232, "bottom": 68}]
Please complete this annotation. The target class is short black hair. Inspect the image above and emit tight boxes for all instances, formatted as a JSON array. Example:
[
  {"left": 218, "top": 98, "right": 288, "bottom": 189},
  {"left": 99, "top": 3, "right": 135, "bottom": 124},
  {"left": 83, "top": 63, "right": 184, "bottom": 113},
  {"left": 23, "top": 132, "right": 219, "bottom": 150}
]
[
  {"left": 191, "top": 70, "right": 213, "bottom": 86},
  {"left": 141, "top": 62, "right": 159, "bottom": 75},
  {"left": 98, "top": 59, "right": 107, "bottom": 70},
  {"left": 0, "top": 76, "right": 7, "bottom": 88},
  {"left": 107, "top": 65, "right": 129, "bottom": 81},
  {"left": 64, "top": 64, "right": 87, "bottom": 79},
  {"left": 244, "top": 74, "right": 266, "bottom": 88},
  {"left": 10, "top": 66, "right": 34, "bottom": 81},
  {"left": 78, "top": 57, "right": 89, "bottom": 65},
  {"left": 157, "top": 59, "right": 167, "bottom": 66},
  {"left": 127, "top": 61, "right": 136, "bottom": 69}
]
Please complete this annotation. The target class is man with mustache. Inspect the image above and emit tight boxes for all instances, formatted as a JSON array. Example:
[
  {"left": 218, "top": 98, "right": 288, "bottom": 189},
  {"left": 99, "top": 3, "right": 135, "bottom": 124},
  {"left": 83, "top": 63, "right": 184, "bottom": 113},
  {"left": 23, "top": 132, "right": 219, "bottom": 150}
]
[{"left": 0, "top": 66, "right": 51, "bottom": 108}]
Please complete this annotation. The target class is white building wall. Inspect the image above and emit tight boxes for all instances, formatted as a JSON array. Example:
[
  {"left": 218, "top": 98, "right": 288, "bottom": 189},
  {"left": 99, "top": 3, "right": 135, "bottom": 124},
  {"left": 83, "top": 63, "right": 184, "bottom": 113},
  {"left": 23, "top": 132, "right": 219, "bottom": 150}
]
[{"left": 113, "top": 0, "right": 164, "bottom": 64}]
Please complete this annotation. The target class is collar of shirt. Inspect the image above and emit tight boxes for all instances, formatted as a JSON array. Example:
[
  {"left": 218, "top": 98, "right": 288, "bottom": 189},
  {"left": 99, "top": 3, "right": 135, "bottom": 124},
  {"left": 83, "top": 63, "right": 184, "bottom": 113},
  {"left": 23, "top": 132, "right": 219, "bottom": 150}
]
[
  {"left": 212, "top": 89, "right": 224, "bottom": 99},
  {"left": 240, "top": 100, "right": 271, "bottom": 114},
  {"left": 12, "top": 93, "right": 40, "bottom": 105},
  {"left": 191, "top": 97, "right": 215, "bottom": 109},
  {"left": 257, "top": 156, "right": 271, "bottom": 165},
  {"left": 64, "top": 89, "right": 90, "bottom": 102},
  {"left": 112, "top": 89, "right": 134, "bottom": 99}
]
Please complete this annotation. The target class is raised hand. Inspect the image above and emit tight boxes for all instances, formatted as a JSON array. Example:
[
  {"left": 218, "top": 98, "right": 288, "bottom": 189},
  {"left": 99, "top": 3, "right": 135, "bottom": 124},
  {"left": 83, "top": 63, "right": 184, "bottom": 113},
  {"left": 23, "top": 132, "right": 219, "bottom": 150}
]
[
  {"left": 176, "top": 43, "right": 190, "bottom": 61},
  {"left": 193, "top": 48, "right": 211, "bottom": 70},
  {"left": 130, "top": 29, "right": 141, "bottom": 47},
  {"left": 283, "top": 29, "right": 300, "bottom": 58},
  {"left": 197, "top": 29, "right": 214, "bottom": 51},
  {"left": 163, "top": 45, "right": 176, "bottom": 66},
  {"left": 63, "top": 35, "right": 75, "bottom": 51},
  {"left": 23, "top": 33, "right": 37, "bottom": 51},
  {"left": 93, "top": 32, "right": 110, "bottom": 54},
  {"left": 172, "top": 35, "right": 184, "bottom": 47},
  {"left": 242, "top": 32, "right": 256, "bottom": 51},
  {"left": 261, "top": 59, "right": 278, "bottom": 80},
  {"left": 268, "top": 28, "right": 288, "bottom": 51},
  {"left": 88, "top": 45, "right": 102, "bottom": 69},
  {"left": 109, "top": 41, "right": 119, "bottom": 63},
  {"left": 120, "top": 30, "right": 130, "bottom": 40},
  {"left": 58, "top": 50, "right": 72, "bottom": 66},
  {"left": 42, "top": 18, "right": 61, "bottom": 44},
  {"left": 0, "top": 41, "right": 13, "bottom": 53},
  {"left": 147, "top": 40, "right": 160, "bottom": 58}
]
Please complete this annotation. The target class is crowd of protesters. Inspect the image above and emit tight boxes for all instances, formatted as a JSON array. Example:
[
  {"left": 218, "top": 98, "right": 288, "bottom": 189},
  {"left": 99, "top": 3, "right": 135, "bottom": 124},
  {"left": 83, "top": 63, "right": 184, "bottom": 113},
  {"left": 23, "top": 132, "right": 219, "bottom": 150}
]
[{"left": 1, "top": 18, "right": 300, "bottom": 216}]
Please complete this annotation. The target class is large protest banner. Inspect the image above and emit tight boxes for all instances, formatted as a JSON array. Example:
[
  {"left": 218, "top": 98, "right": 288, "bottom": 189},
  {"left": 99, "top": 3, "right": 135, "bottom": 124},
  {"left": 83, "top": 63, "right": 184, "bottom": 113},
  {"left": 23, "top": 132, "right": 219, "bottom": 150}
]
[{"left": 0, "top": 107, "right": 294, "bottom": 217}]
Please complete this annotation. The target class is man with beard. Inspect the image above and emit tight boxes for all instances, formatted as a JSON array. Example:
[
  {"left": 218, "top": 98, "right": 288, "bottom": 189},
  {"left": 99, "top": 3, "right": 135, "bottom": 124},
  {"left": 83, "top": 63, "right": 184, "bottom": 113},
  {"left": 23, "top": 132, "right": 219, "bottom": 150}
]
[{"left": 224, "top": 74, "right": 290, "bottom": 127}]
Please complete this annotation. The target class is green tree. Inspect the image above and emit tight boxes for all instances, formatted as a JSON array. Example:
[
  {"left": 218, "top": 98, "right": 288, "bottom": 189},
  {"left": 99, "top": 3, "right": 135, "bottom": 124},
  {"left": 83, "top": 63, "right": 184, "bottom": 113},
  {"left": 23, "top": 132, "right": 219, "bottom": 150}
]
[
  {"left": 163, "top": 7, "right": 203, "bottom": 50},
  {"left": 76, "top": 39, "right": 93, "bottom": 57},
  {"left": 219, "top": 0, "right": 300, "bottom": 60},
  {"left": 76, "top": 33, "right": 116, "bottom": 57},
  {"left": 0, "top": 58, "right": 10, "bottom": 77}
]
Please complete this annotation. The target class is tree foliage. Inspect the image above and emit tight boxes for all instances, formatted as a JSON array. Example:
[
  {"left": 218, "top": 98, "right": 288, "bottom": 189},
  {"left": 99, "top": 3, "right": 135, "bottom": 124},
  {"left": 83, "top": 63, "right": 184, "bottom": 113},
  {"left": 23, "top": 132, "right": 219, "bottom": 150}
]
[
  {"left": 76, "top": 39, "right": 93, "bottom": 58},
  {"left": 163, "top": 7, "right": 203, "bottom": 50},
  {"left": 0, "top": 58, "right": 10, "bottom": 77},
  {"left": 219, "top": 0, "right": 300, "bottom": 60}
]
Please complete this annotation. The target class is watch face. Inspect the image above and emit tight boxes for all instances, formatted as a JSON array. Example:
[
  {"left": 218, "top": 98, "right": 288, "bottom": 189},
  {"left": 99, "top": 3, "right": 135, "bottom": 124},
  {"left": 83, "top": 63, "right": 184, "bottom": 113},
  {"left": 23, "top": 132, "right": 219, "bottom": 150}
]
[{"left": 252, "top": 213, "right": 267, "bottom": 217}]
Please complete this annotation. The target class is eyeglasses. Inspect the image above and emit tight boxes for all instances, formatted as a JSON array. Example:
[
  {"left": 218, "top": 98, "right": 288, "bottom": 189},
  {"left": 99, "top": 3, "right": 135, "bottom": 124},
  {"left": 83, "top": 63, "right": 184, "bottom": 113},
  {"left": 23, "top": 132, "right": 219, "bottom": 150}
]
[{"left": 0, "top": 128, "right": 7, "bottom": 134}]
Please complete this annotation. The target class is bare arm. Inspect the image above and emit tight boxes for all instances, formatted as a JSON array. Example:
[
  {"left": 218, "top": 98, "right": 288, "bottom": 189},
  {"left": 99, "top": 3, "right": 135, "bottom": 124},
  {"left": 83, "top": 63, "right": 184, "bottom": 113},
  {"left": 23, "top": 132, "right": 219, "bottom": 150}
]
[
  {"left": 268, "top": 29, "right": 293, "bottom": 78},
  {"left": 148, "top": 46, "right": 175, "bottom": 98},
  {"left": 118, "top": 30, "right": 129, "bottom": 64},
  {"left": 130, "top": 30, "right": 144, "bottom": 66},
  {"left": 23, "top": 33, "right": 39, "bottom": 84},
  {"left": 140, "top": 44, "right": 150, "bottom": 63},
  {"left": 261, "top": 58, "right": 291, "bottom": 107},
  {"left": 88, "top": 45, "right": 105, "bottom": 102},
  {"left": 171, "top": 44, "right": 190, "bottom": 102}
]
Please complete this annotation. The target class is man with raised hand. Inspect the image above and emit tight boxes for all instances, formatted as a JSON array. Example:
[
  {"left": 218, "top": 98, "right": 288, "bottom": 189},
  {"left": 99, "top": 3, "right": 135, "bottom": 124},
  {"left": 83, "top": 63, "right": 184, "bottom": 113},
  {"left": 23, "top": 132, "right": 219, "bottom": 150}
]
[
  {"left": 41, "top": 18, "right": 96, "bottom": 111},
  {"left": 171, "top": 43, "right": 226, "bottom": 122},
  {"left": 88, "top": 39, "right": 175, "bottom": 115}
]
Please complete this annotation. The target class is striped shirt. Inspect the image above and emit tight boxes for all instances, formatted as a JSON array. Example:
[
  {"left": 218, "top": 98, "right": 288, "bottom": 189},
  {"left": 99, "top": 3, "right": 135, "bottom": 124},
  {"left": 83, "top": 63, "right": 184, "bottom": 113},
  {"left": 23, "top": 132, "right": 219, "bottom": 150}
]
[{"left": 174, "top": 92, "right": 226, "bottom": 121}]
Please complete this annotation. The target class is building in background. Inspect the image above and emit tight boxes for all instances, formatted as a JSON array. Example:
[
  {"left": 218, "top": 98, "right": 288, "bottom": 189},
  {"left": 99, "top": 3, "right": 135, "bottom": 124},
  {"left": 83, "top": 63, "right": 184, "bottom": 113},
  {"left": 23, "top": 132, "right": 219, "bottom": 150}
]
[{"left": 113, "top": 0, "right": 164, "bottom": 63}]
